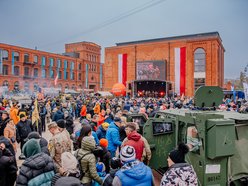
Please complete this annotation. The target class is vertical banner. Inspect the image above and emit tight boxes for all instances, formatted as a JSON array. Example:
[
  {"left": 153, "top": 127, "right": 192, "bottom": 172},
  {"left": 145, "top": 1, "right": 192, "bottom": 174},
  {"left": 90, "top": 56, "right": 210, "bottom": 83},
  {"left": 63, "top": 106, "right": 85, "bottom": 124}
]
[
  {"left": 174, "top": 47, "right": 186, "bottom": 95},
  {"left": 100, "top": 64, "right": 103, "bottom": 89},
  {"left": 118, "top": 53, "right": 127, "bottom": 86},
  {"left": 12, "top": 51, "right": 15, "bottom": 75},
  {"left": 85, "top": 64, "right": 88, "bottom": 88},
  {"left": 0, "top": 50, "right": 2, "bottom": 74}
]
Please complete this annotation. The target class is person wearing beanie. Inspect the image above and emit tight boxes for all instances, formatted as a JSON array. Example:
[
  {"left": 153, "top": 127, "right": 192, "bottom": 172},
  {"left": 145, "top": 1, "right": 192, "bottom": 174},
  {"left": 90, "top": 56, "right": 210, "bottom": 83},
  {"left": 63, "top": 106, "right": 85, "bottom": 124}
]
[
  {"left": 16, "top": 139, "right": 55, "bottom": 186},
  {"left": 103, "top": 157, "right": 121, "bottom": 186},
  {"left": 160, "top": 143, "right": 198, "bottom": 186},
  {"left": 16, "top": 113, "right": 33, "bottom": 159},
  {"left": 99, "top": 138, "right": 111, "bottom": 174},
  {"left": 96, "top": 122, "right": 109, "bottom": 140},
  {"left": 113, "top": 145, "right": 154, "bottom": 186},
  {"left": 75, "top": 136, "right": 103, "bottom": 186}
]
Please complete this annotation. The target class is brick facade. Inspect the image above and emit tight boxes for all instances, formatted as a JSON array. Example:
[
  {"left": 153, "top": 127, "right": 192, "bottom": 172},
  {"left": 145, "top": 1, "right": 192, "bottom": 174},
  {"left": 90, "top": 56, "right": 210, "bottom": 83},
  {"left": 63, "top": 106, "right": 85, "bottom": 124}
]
[
  {"left": 104, "top": 32, "right": 225, "bottom": 96},
  {"left": 0, "top": 41, "right": 103, "bottom": 92}
]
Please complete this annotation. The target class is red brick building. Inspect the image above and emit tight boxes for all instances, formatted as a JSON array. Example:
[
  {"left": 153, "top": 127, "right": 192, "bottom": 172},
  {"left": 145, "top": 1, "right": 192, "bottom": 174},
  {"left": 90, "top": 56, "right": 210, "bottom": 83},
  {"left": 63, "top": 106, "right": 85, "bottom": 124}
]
[
  {"left": 0, "top": 41, "right": 103, "bottom": 92},
  {"left": 104, "top": 32, "right": 225, "bottom": 96}
]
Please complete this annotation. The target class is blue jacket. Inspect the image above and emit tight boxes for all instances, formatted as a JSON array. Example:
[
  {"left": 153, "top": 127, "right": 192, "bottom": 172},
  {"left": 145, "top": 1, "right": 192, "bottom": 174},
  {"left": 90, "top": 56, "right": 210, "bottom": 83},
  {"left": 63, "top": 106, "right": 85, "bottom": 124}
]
[
  {"left": 96, "top": 125, "right": 107, "bottom": 140},
  {"left": 116, "top": 160, "right": 153, "bottom": 186},
  {"left": 52, "top": 110, "right": 64, "bottom": 122},
  {"left": 106, "top": 122, "right": 121, "bottom": 152},
  {"left": 92, "top": 131, "right": 100, "bottom": 146}
]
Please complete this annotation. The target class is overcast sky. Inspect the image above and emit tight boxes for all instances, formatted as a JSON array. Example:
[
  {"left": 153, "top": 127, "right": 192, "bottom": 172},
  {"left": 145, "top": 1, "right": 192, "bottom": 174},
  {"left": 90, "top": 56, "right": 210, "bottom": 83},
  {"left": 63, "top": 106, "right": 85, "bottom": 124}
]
[{"left": 0, "top": 0, "right": 247, "bottom": 79}]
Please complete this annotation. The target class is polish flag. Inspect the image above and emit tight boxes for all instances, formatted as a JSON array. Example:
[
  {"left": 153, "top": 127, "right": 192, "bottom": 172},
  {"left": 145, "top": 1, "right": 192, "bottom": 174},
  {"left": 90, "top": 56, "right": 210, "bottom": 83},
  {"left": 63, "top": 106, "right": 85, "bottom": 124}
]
[
  {"left": 174, "top": 47, "right": 186, "bottom": 95},
  {"left": 54, "top": 74, "right": 58, "bottom": 86},
  {"left": 118, "top": 54, "right": 127, "bottom": 86}
]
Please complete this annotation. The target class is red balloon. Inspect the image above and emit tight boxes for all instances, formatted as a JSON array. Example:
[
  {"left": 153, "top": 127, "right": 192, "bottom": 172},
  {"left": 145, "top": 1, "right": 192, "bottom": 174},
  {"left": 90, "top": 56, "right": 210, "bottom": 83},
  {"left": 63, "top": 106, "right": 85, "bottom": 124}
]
[{"left": 111, "top": 83, "right": 126, "bottom": 96}]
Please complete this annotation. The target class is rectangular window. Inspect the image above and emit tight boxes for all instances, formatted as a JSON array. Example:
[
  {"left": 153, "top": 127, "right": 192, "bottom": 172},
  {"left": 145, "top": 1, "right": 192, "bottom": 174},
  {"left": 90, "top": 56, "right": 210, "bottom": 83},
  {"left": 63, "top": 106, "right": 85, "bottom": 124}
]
[
  {"left": 2, "top": 50, "right": 9, "bottom": 61},
  {"left": 42, "top": 56, "right": 46, "bottom": 66},
  {"left": 42, "top": 69, "right": 46, "bottom": 78},
  {"left": 57, "top": 59, "right": 61, "bottom": 68},
  {"left": 65, "top": 72, "right": 68, "bottom": 80},
  {"left": 24, "top": 67, "right": 29, "bottom": 76},
  {"left": 24, "top": 54, "right": 29, "bottom": 62},
  {"left": 50, "top": 58, "right": 54, "bottom": 67},
  {"left": 3, "top": 65, "right": 8, "bottom": 75},
  {"left": 72, "top": 72, "right": 75, "bottom": 80},
  {"left": 34, "top": 55, "right": 38, "bottom": 63},
  {"left": 14, "top": 66, "right": 19, "bottom": 76},
  {"left": 78, "top": 73, "right": 81, "bottom": 80},
  {"left": 34, "top": 68, "right": 38, "bottom": 78},
  {"left": 59, "top": 71, "right": 62, "bottom": 79},
  {"left": 78, "top": 63, "right": 81, "bottom": 70},
  {"left": 50, "top": 70, "right": 54, "bottom": 78},
  {"left": 71, "top": 62, "right": 74, "bottom": 70},
  {"left": 64, "top": 60, "right": 68, "bottom": 68}
]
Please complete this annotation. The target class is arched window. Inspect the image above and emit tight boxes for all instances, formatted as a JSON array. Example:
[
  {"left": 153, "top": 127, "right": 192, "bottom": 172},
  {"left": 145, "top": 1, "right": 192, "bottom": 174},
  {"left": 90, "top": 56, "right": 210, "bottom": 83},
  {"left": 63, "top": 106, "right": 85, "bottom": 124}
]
[
  {"left": 2, "top": 80, "right": 9, "bottom": 87},
  {"left": 13, "top": 52, "right": 19, "bottom": 62},
  {"left": 2, "top": 50, "right": 8, "bottom": 61},
  {"left": 194, "top": 48, "right": 206, "bottom": 90},
  {"left": 24, "top": 54, "right": 29, "bottom": 62}
]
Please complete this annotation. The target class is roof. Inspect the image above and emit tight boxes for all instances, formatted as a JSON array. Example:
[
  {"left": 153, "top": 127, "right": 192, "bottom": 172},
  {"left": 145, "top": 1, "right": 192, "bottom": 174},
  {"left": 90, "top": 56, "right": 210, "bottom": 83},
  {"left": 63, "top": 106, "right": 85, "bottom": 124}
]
[{"left": 116, "top": 32, "right": 221, "bottom": 46}]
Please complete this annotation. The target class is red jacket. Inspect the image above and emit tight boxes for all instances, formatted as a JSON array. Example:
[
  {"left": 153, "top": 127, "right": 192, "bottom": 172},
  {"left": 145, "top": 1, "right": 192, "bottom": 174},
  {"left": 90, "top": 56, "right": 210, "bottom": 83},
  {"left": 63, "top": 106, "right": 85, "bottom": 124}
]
[
  {"left": 124, "top": 131, "right": 144, "bottom": 161},
  {"left": 80, "top": 105, "right": 87, "bottom": 117}
]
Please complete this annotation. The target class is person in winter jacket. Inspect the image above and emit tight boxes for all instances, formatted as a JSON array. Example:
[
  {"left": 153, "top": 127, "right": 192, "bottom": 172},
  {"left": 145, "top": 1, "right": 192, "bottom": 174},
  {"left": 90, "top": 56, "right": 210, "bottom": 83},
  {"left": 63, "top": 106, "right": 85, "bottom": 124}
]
[
  {"left": 122, "top": 122, "right": 144, "bottom": 161},
  {"left": 106, "top": 117, "right": 122, "bottom": 157},
  {"left": 4, "top": 119, "right": 17, "bottom": 152},
  {"left": 160, "top": 143, "right": 198, "bottom": 186},
  {"left": 93, "top": 102, "right": 101, "bottom": 115},
  {"left": 80, "top": 103, "right": 87, "bottom": 119},
  {"left": 97, "top": 109, "right": 106, "bottom": 127},
  {"left": 99, "top": 138, "right": 111, "bottom": 173},
  {"left": 16, "top": 139, "right": 55, "bottom": 186},
  {"left": 16, "top": 114, "right": 33, "bottom": 159},
  {"left": 52, "top": 106, "right": 64, "bottom": 122},
  {"left": 64, "top": 111, "right": 74, "bottom": 135},
  {"left": 9, "top": 103, "right": 19, "bottom": 125},
  {"left": 75, "top": 135, "right": 103, "bottom": 186},
  {"left": 0, "top": 111, "right": 9, "bottom": 136},
  {"left": 112, "top": 145, "right": 154, "bottom": 186},
  {"left": 96, "top": 122, "right": 109, "bottom": 140},
  {"left": 0, "top": 142, "right": 17, "bottom": 186},
  {"left": 104, "top": 108, "right": 114, "bottom": 124},
  {"left": 102, "top": 157, "right": 121, "bottom": 186}
]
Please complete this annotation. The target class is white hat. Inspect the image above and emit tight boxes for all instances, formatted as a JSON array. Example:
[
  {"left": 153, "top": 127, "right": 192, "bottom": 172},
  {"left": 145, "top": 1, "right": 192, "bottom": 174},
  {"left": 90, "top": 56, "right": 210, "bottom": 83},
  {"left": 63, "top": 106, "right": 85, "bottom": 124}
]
[{"left": 120, "top": 145, "right": 136, "bottom": 163}]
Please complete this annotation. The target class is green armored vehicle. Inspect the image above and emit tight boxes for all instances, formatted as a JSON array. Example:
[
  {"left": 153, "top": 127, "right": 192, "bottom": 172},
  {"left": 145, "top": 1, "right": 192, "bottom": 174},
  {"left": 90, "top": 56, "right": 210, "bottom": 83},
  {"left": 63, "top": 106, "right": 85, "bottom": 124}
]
[{"left": 127, "top": 86, "right": 248, "bottom": 186}]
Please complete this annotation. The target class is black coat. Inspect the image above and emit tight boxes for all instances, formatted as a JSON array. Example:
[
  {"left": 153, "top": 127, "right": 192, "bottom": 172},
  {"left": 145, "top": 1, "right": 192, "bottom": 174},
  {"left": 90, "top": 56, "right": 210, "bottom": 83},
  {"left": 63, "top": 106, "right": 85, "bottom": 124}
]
[
  {"left": 65, "top": 116, "right": 74, "bottom": 135},
  {"left": 0, "top": 148, "right": 17, "bottom": 186},
  {"left": 16, "top": 119, "right": 33, "bottom": 142},
  {"left": 0, "top": 116, "right": 9, "bottom": 136},
  {"left": 99, "top": 147, "right": 111, "bottom": 174},
  {"left": 16, "top": 152, "right": 55, "bottom": 186}
]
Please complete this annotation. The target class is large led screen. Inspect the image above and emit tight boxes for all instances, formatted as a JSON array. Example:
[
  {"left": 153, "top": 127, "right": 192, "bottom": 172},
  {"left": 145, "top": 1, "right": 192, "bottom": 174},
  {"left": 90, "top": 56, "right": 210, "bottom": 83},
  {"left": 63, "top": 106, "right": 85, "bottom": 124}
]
[{"left": 136, "top": 61, "right": 166, "bottom": 80}]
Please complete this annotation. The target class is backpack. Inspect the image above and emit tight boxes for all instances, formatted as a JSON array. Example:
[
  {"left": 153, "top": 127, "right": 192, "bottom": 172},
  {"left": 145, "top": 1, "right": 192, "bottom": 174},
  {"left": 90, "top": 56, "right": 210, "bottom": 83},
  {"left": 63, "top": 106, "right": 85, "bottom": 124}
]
[
  {"left": 61, "top": 152, "right": 80, "bottom": 178},
  {"left": 75, "top": 150, "right": 92, "bottom": 180}
]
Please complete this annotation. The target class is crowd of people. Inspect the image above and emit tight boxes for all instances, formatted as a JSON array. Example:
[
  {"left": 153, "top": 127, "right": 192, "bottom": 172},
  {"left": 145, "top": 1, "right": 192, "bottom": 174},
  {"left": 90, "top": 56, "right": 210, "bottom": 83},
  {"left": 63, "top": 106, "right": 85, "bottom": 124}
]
[{"left": 0, "top": 93, "right": 247, "bottom": 186}]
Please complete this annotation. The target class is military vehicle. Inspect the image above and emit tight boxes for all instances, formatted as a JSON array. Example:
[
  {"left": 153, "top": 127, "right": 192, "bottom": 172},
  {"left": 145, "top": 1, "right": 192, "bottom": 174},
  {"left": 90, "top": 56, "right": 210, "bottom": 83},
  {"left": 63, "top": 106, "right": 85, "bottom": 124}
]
[{"left": 127, "top": 86, "right": 248, "bottom": 185}]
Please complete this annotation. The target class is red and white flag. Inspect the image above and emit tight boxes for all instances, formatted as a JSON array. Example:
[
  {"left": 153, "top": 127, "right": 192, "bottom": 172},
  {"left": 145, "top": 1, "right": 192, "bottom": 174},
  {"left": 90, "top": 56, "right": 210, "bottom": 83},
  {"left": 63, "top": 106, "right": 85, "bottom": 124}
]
[
  {"left": 118, "top": 54, "right": 127, "bottom": 86},
  {"left": 54, "top": 74, "right": 58, "bottom": 86},
  {"left": 174, "top": 47, "right": 186, "bottom": 95}
]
